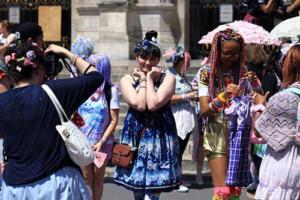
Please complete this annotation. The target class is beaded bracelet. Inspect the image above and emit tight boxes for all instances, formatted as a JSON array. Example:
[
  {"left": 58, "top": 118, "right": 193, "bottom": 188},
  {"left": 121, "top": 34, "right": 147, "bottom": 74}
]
[
  {"left": 210, "top": 97, "right": 224, "bottom": 113},
  {"left": 217, "top": 92, "right": 228, "bottom": 104}
]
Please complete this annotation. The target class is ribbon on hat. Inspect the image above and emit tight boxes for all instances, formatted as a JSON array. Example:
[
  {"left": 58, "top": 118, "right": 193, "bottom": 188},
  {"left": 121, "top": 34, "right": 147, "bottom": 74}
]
[
  {"left": 134, "top": 37, "right": 160, "bottom": 54},
  {"left": 163, "top": 46, "right": 184, "bottom": 63}
]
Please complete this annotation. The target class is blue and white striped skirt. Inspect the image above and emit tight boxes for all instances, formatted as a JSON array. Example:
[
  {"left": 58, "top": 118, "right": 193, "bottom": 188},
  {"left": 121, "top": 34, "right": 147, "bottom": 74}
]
[{"left": 1, "top": 167, "right": 91, "bottom": 200}]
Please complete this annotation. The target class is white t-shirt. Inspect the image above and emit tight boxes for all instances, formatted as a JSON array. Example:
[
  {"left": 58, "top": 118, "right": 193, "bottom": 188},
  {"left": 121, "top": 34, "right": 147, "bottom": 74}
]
[
  {"left": 110, "top": 85, "right": 120, "bottom": 109},
  {"left": 0, "top": 34, "right": 6, "bottom": 45}
]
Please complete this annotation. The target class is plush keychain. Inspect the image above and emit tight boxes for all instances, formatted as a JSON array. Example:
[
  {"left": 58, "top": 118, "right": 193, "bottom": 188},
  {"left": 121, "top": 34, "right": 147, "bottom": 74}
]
[{"left": 71, "top": 111, "right": 85, "bottom": 128}]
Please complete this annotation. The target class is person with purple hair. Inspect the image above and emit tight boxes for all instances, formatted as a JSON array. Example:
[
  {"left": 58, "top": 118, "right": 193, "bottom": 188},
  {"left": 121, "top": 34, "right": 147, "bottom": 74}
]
[{"left": 77, "top": 52, "right": 120, "bottom": 200}]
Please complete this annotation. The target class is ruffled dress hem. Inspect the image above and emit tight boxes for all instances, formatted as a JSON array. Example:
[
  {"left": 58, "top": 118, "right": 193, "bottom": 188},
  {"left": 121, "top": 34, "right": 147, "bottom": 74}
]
[{"left": 114, "top": 179, "right": 181, "bottom": 193}]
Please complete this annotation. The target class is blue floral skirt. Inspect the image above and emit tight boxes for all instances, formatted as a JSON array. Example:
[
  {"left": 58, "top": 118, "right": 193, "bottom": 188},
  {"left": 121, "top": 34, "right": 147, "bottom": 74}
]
[{"left": 114, "top": 109, "right": 182, "bottom": 193}]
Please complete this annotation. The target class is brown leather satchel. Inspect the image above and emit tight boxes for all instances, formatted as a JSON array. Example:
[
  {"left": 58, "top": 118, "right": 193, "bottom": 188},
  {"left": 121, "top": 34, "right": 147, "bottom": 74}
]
[
  {"left": 111, "top": 144, "right": 135, "bottom": 168},
  {"left": 112, "top": 129, "right": 145, "bottom": 168}
]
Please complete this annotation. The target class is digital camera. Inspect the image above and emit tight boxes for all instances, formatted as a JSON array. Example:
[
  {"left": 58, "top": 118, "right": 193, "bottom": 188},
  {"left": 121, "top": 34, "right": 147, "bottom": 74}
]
[{"left": 44, "top": 53, "right": 63, "bottom": 79}]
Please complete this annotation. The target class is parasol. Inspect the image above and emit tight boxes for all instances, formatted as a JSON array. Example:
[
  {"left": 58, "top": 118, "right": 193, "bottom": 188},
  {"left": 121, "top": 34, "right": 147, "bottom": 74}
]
[{"left": 199, "top": 20, "right": 281, "bottom": 45}]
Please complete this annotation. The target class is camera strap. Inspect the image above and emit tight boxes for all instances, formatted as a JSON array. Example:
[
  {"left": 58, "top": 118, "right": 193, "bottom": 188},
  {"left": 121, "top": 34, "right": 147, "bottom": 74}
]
[{"left": 61, "top": 58, "right": 77, "bottom": 78}]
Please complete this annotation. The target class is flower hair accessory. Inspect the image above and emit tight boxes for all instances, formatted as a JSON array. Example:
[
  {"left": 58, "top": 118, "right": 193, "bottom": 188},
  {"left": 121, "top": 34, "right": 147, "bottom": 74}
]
[
  {"left": 150, "top": 37, "right": 160, "bottom": 46},
  {"left": 134, "top": 37, "right": 160, "bottom": 54},
  {"left": 0, "top": 59, "right": 8, "bottom": 80},
  {"left": 4, "top": 50, "right": 39, "bottom": 70},
  {"left": 14, "top": 32, "right": 20, "bottom": 40},
  {"left": 23, "top": 50, "right": 38, "bottom": 68},
  {"left": 4, "top": 53, "right": 17, "bottom": 66},
  {"left": 163, "top": 46, "right": 184, "bottom": 63},
  {"left": 26, "top": 50, "right": 36, "bottom": 61}
]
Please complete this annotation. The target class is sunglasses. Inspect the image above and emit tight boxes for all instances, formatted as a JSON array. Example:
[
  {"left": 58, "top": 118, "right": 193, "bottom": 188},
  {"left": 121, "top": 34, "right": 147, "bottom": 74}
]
[{"left": 220, "top": 49, "right": 240, "bottom": 57}]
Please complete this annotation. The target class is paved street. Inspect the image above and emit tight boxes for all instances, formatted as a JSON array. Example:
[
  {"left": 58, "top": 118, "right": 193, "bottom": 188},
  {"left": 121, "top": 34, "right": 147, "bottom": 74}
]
[{"left": 102, "top": 174, "right": 248, "bottom": 200}]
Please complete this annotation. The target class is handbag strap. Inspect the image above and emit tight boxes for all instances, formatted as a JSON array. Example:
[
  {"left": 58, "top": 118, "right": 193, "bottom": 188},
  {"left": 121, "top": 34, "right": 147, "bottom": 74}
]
[{"left": 42, "top": 84, "right": 68, "bottom": 123}]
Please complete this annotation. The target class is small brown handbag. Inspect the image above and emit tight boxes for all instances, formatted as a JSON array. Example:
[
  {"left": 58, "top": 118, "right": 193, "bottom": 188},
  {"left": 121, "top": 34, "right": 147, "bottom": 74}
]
[
  {"left": 111, "top": 144, "right": 135, "bottom": 168},
  {"left": 112, "top": 129, "right": 145, "bottom": 168}
]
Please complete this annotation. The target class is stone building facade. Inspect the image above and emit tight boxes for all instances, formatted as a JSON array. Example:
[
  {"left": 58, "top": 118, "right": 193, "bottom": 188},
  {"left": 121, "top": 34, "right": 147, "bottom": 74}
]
[
  {"left": 72, "top": 0, "right": 190, "bottom": 60},
  {"left": 0, "top": 0, "right": 240, "bottom": 59}
]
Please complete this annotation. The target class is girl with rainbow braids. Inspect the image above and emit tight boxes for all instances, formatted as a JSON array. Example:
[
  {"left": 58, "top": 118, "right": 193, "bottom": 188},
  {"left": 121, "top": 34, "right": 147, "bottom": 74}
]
[{"left": 198, "top": 28, "right": 259, "bottom": 200}]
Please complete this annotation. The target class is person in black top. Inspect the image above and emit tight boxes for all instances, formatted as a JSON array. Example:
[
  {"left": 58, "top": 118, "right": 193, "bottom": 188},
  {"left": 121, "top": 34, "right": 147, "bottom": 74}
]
[
  {"left": 245, "top": 45, "right": 282, "bottom": 196},
  {"left": 286, "top": 0, "right": 300, "bottom": 16},
  {"left": 261, "top": 50, "right": 282, "bottom": 99},
  {"left": 0, "top": 42, "right": 103, "bottom": 200}
]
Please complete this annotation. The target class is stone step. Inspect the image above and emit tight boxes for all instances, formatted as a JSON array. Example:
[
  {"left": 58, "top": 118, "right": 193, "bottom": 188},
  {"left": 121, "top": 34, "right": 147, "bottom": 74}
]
[
  {"left": 111, "top": 74, "right": 124, "bottom": 83},
  {"left": 118, "top": 113, "right": 127, "bottom": 124},
  {"left": 119, "top": 102, "right": 129, "bottom": 114}
]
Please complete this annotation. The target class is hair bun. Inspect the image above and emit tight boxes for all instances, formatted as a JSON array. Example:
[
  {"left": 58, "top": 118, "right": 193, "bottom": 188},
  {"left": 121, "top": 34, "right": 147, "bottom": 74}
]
[{"left": 145, "top": 30, "right": 158, "bottom": 41}]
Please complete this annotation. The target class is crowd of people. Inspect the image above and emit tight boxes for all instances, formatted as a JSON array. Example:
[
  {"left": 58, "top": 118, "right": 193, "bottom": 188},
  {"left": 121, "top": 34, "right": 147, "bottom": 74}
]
[
  {"left": 0, "top": 19, "right": 299, "bottom": 200},
  {"left": 240, "top": 0, "right": 300, "bottom": 31}
]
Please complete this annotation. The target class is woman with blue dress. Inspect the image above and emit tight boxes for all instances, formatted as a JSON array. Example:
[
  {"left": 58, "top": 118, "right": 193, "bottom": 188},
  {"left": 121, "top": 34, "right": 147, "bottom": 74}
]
[{"left": 114, "top": 30, "right": 182, "bottom": 200}]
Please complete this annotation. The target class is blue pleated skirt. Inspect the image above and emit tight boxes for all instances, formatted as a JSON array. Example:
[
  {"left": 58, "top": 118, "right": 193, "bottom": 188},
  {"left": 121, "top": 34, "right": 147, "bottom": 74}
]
[{"left": 1, "top": 167, "right": 91, "bottom": 200}]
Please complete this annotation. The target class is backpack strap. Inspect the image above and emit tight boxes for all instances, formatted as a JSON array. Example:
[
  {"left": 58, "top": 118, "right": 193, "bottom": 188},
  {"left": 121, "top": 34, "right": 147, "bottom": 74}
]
[{"left": 285, "top": 87, "right": 300, "bottom": 96}]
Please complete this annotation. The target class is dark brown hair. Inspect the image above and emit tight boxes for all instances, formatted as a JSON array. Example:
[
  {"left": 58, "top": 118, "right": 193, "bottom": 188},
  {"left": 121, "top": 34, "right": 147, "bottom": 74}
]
[
  {"left": 282, "top": 45, "right": 300, "bottom": 88},
  {"left": 5, "top": 44, "right": 45, "bottom": 83},
  {"left": 245, "top": 44, "right": 269, "bottom": 65}
]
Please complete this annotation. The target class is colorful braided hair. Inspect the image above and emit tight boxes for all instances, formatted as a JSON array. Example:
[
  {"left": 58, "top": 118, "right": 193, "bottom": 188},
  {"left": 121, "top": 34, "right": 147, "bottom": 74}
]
[{"left": 205, "top": 28, "right": 246, "bottom": 99}]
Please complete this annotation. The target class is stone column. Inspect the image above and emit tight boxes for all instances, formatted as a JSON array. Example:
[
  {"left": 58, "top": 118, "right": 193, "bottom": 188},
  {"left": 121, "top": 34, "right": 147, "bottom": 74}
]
[
  {"left": 95, "top": 0, "right": 131, "bottom": 60},
  {"left": 74, "top": 0, "right": 131, "bottom": 60},
  {"left": 177, "top": 0, "right": 190, "bottom": 50},
  {"left": 73, "top": 0, "right": 102, "bottom": 50},
  {"left": 127, "top": 0, "right": 180, "bottom": 59}
]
